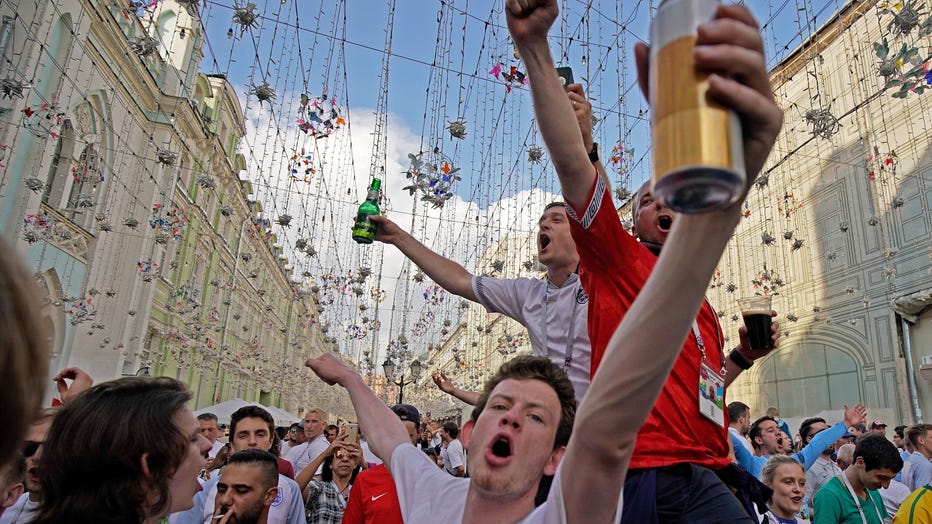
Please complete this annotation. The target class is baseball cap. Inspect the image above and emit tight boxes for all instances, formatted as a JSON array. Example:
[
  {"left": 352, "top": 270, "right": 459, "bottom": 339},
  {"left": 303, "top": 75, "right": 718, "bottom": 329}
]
[
  {"left": 850, "top": 423, "right": 867, "bottom": 433},
  {"left": 841, "top": 431, "right": 854, "bottom": 438},
  {"left": 391, "top": 404, "right": 421, "bottom": 427},
  {"left": 870, "top": 419, "right": 887, "bottom": 429}
]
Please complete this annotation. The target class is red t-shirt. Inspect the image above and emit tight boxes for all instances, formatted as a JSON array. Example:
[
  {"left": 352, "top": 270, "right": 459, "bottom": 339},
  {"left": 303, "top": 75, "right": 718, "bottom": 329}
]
[
  {"left": 341, "top": 464, "right": 403, "bottom": 524},
  {"left": 566, "top": 175, "right": 730, "bottom": 470},
  {"left": 277, "top": 457, "right": 295, "bottom": 480}
]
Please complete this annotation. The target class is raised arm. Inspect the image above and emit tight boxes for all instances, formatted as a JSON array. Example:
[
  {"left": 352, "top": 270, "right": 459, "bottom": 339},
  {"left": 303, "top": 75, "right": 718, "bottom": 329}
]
[
  {"left": 432, "top": 371, "right": 479, "bottom": 406},
  {"left": 368, "top": 215, "right": 477, "bottom": 302},
  {"left": 305, "top": 354, "right": 411, "bottom": 471},
  {"left": 506, "top": 1, "right": 593, "bottom": 210},
  {"left": 507, "top": 1, "right": 783, "bottom": 521}
]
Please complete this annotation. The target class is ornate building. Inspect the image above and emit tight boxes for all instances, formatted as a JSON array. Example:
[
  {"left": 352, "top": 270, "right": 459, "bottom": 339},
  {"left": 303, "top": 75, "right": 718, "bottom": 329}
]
[{"left": 0, "top": 0, "right": 326, "bottom": 413}]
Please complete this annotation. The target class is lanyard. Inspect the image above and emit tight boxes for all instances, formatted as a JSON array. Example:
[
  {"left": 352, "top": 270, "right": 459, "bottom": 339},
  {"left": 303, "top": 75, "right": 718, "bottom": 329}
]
[
  {"left": 839, "top": 473, "right": 883, "bottom": 524},
  {"left": 692, "top": 300, "right": 726, "bottom": 375},
  {"left": 540, "top": 276, "right": 580, "bottom": 372}
]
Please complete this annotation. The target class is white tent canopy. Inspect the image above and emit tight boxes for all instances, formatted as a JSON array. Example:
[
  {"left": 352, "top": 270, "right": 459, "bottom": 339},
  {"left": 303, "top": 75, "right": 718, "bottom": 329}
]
[{"left": 194, "top": 399, "right": 298, "bottom": 427}]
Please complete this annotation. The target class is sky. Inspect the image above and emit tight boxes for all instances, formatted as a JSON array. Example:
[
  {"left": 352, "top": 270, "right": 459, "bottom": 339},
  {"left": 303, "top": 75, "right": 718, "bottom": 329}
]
[{"left": 184, "top": 0, "right": 854, "bottom": 372}]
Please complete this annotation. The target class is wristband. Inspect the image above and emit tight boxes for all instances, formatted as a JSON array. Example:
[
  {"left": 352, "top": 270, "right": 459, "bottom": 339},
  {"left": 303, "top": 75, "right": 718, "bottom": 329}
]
[
  {"left": 729, "top": 348, "right": 753, "bottom": 370},
  {"left": 588, "top": 142, "right": 599, "bottom": 163}
]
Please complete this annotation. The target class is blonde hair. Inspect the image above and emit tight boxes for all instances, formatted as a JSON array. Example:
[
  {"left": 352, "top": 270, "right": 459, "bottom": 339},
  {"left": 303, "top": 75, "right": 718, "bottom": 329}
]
[{"left": 761, "top": 455, "right": 804, "bottom": 488}]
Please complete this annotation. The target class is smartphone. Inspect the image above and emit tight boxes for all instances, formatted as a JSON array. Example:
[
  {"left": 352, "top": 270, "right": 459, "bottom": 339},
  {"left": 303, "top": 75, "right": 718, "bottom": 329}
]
[
  {"left": 556, "top": 67, "right": 574, "bottom": 90},
  {"left": 344, "top": 422, "right": 359, "bottom": 443}
]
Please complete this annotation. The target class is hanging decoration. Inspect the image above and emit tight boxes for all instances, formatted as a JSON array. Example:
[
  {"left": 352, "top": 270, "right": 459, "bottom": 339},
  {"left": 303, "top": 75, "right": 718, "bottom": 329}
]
[
  {"left": 129, "top": 35, "right": 160, "bottom": 57},
  {"left": 288, "top": 150, "right": 315, "bottom": 181},
  {"left": 448, "top": 120, "right": 467, "bottom": 139},
  {"left": 488, "top": 63, "right": 528, "bottom": 93},
  {"left": 136, "top": 259, "right": 161, "bottom": 281},
  {"left": 297, "top": 94, "right": 345, "bottom": 138},
  {"left": 777, "top": 191, "right": 801, "bottom": 218},
  {"left": 527, "top": 145, "right": 544, "bottom": 163},
  {"left": 156, "top": 147, "right": 177, "bottom": 167},
  {"left": 872, "top": 1, "right": 932, "bottom": 98},
  {"left": 804, "top": 107, "right": 841, "bottom": 139},
  {"left": 402, "top": 149, "right": 461, "bottom": 208},
  {"left": 866, "top": 146, "right": 898, "bottom": 184},
  {"left": 423, "top": 284, "right": 445, "bottom": 306},
  {"left": 22, "top": 103, "right": 66, "bottom": 139},
  {"left": 149, "top": 204, "right": 188, "bottom": 241},
  {"left": 231, "top": 2, "right": 260, "bottom": 38},
  {"left": 1, "top": 78, "right": 28, "bottom": 99},
  {"left": 124, "top": 0, "right": 161, "bottom": 18},
  {"left": 751, "top": 265, "right": 784, "bottom": 295},
  {"left": 249, "top": 81, "right": 276, "bottom": 104}
]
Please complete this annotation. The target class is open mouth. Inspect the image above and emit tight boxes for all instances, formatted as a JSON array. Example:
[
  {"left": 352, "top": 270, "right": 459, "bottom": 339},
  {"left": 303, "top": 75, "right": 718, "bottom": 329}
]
[
  {"left": 491, "top": 437, "right": 512, "bottom": 458},
  {"left": 790, "top": 496, "right": 802, "bottom": 504},
  {"left": 539, "top": 234, "right": 552, "bottom": 250},
  {"left": 657, "top": 215, "right": 673, "bottom": 232}
]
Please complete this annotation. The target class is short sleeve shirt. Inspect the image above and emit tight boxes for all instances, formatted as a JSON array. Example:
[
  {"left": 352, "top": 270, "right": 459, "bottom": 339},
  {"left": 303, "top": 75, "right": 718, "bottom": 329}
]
[
  {"left": 565, "top": 174, "right": 729, "bottom": 470},
  {"left": 813, "top": 476, "right": 887, "bottom": 524},
  {"left": 471, "top": 274, "right": 591, "bottom": 403},
  {"left": 390, "top": 443, "right": 570, "bottom": 523}
]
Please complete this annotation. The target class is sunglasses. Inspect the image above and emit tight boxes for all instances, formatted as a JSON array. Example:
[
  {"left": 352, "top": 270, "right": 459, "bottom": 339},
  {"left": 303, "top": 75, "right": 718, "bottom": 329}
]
[{"left": 23, "top": 440, "right": 44, "bottom": 458}]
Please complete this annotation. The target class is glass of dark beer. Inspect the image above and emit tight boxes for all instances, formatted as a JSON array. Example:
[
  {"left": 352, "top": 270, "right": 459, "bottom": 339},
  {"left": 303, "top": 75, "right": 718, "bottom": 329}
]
[{"left": 737, "top": 296, "right": 774, "bottom": 350}]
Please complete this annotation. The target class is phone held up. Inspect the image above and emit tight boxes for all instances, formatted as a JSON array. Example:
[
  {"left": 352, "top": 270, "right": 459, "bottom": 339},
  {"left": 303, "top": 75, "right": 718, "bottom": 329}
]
[{"left": 556, "top": 67, "right": 574, "bottom": 90}]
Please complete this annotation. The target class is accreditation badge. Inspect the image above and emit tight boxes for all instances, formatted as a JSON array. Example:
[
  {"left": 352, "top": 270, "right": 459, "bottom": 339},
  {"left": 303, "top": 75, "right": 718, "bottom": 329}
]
[{"left": 698, "top": 363, "right": 725, "bottom": 427}]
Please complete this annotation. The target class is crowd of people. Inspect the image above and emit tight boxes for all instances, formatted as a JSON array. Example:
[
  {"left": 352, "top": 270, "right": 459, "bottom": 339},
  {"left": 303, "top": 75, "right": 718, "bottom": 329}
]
[{"left": 2, "top": 1, "right": 930, "bottom": 523}]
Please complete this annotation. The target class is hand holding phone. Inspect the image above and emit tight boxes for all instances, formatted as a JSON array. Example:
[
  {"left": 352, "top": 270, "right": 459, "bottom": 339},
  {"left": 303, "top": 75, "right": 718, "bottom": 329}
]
[{"left": 344, "top": 422, "right": 359, "bottom": 443}]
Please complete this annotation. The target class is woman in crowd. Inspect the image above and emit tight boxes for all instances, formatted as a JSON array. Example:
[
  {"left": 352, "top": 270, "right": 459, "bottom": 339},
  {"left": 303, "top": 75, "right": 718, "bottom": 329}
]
[
  {"left": 761, "top": 455, "right": 810, "bottom": 523},
  {"left": 33, "top": 377, "right": 211, "bottom": 524},
  {"left": 298, "top": 433, "right": 365, "bottom": 524}
]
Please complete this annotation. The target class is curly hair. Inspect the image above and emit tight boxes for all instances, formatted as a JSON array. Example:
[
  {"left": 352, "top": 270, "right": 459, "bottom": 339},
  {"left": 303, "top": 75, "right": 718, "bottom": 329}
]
[
  {"left": 471, "top": 355, "right": 576, "bottom": 450},
  {"left": 34, "top": 377, "right": 192, "bottom": 524}
]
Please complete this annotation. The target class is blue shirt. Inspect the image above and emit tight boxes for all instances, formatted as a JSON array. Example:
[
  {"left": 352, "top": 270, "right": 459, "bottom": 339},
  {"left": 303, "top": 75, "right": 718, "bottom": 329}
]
[
  {"left": 731, "top": 421, "right": 848, "bottom": 478},
  {"left": 905, "top": 451, "right": 932, "bottom": 491}
]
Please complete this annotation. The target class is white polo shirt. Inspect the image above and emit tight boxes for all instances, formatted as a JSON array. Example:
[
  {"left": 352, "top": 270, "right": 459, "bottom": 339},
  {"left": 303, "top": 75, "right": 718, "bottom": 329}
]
[{"left": 472, "top": 274, "right": 591, "bottom": 404}]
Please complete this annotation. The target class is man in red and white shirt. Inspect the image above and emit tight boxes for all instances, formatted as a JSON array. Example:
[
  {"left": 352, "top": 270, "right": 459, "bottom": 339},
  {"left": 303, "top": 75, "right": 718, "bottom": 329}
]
[{"left": 508, "top": 0, "right": 783, "bottom": 520}]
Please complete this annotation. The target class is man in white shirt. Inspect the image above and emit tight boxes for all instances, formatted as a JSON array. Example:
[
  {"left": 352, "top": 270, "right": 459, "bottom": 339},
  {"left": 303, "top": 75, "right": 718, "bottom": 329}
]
[
  {"left": 198, "top": 413, "right": 226, "bottom": 459},
  {"left": 728, "top": 401, "right": 754, "bottom": 454},
  {"left": 170, "top": 406, "right": 305, "bottom": 524},
  {"left": 284, "top": 408, "right": 329, "bottom": 477},
  {"left": 440, "top": 422, "right": 466, "bottom": 477},
  {"left": 904, "top": 424, "right": 932, "bottom": 490}
]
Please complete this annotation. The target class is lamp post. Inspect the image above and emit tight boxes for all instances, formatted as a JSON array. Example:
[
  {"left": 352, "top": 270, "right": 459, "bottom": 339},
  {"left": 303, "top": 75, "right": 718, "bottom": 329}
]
[{"left": 382, "top": 357, "right": 422, "bottom": 404}]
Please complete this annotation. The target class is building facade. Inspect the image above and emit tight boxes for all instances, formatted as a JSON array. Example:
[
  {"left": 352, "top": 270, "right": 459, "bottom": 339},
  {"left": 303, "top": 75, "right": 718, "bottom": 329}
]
[{"left": 0, "top": 0, "right": 327, "bottom": 413}]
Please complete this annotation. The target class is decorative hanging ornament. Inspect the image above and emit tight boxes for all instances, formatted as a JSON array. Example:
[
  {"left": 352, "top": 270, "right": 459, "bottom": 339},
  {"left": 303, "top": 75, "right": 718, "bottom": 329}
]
[
  {"left": 156, "top": 147, "right": 177, "bottom": 167},
  {"left": 527, "top": 145, "right": 544, "bottom": 163},
  {"left": 22, "top": 103, "right": 66, "bottom": 139},
  {"left": 448, "top": 120, "right": 467, "bottom": 139},
  {"left": 124, "top": 0, "right": 161, "bottom": 18},
  {"left": 488, "top": 63, "right": 528, "bottom": 93},
  {"left": 402, "top": 148, "right": 461, "bottom": 208},
  {"left": 129, "top": 35, "right": 159, "bottom": 57},
  {"left": 249, "top": 81, "right": 276, "bottom": 103},
  {"left": 296, "top": 94, "right": 345, "bottom": 138},
  {"left": 805, "top": 107, "right": 840, "bottom": 139},
  {"left": 288, "top": 150, "right": 315, "bottom": 181},
  {"left": 231, "top": 2, "right": 259, "bottom": 37},
  {"left": 0, "top": 78, "right": 28, "bottom": 99},
  {"left": 196, "top": 175, "right": 216, "bottom": 189}
]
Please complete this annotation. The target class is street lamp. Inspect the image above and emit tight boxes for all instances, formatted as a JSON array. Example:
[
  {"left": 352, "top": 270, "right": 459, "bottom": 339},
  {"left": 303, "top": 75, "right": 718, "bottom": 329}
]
[{"left": 382, "top": 357, "right": 422, "bottom": 404}]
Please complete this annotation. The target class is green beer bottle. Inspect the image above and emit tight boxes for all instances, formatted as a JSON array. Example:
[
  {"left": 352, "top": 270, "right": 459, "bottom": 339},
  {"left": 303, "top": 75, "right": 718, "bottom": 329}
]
[{"left": 352, "top": 178, "right": 381, "bottom": 244}]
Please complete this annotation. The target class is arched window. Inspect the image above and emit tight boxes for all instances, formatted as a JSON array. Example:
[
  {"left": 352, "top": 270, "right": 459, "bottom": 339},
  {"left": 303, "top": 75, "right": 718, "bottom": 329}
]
[{"left": 732, "top": 341, "right": 862, "bottom": 416}]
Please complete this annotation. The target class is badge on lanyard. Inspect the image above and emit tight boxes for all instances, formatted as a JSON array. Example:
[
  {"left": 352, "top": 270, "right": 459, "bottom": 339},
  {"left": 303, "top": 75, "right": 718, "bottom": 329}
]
[{"left": 698, "top": 363, "right": 725, "bottom": 427}]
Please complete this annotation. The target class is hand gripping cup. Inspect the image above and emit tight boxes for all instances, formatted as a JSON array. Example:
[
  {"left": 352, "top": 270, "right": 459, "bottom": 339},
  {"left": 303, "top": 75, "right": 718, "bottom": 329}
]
[
  {"left": 737, "top": 296, "right": 774, "bottom": 350},
  {"left": 649, "top": 0, "right": 746, "bottom": 213}
]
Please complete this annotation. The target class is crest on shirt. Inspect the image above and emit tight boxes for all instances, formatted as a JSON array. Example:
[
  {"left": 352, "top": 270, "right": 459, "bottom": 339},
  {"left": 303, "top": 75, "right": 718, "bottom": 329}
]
[
  {"left": 272, "top": 488, "right": 284, "bottom": 507},
  {"left": 576, "top": 287, "right": 589, "bottom": 305}
]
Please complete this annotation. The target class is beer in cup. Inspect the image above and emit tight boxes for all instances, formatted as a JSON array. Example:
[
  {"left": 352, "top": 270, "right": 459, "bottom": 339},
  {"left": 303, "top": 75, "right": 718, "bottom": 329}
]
[{"left": 737, "top": 296, "right": 773, "bottom": 350}]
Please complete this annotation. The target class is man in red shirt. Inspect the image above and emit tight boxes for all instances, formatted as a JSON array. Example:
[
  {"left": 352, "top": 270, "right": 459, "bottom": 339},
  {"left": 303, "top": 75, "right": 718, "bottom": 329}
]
[
  {"left": 341, "top": 404, "right": 421, "bottom": 524},
  {"left": 507, "top": 0, "right": 783, "bottom": 521}
]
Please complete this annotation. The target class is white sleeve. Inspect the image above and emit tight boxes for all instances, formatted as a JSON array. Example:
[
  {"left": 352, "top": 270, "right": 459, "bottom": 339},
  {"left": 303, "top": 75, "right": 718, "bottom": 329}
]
[
  {"left": 447, "top": 440, "right": 465, "bottom": 470},
  {"left": 391, "top": 443, "right": 467, "bottom": 522},
  {"left": 471, "top": 276, "right": 533, "bottom": 322}
]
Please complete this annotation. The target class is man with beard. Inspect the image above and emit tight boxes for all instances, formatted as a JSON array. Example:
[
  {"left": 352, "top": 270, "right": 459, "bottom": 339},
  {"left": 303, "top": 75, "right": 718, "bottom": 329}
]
[
  {"left": 213, "top": 450, "right": 279, "bottom": 524},
  {"left": 736, "top": 411, "right": 865, "bottom": 479},
  {"left": 802, "top": 418, "right": 844, "bottom": 510}
]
